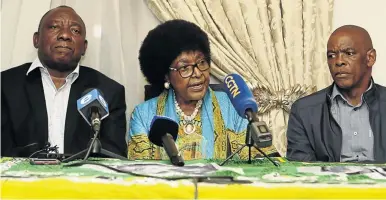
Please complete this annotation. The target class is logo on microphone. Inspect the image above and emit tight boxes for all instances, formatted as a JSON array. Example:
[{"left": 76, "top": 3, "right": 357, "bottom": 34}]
[
  {"left": 98, "top": 95, "right": 107, "bottom": 108},
  {"left": 224, "top": 75, "right": 241, "bottom": 98},
  {"left": 80, "top": 94, "right": 92, "bottom": 105}
]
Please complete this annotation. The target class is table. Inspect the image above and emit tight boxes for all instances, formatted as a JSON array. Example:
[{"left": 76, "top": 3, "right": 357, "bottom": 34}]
[{"left": 1, "top": 157, "right": 386, "bottom": 199}]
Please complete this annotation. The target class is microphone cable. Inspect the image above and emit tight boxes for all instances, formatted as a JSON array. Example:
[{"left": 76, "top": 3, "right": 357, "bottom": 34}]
[{"left": 28, "top": 143, "right": 59, "bottom": 159}]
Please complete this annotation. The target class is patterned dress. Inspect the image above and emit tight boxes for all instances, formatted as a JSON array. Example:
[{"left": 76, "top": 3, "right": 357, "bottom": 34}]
[{"left": 127, "top": 88, "right": 277, "bottom": 160}]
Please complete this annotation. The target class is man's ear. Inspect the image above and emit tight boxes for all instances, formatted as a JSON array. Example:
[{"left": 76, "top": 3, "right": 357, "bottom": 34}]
[
  {"left": 367, "top": 48, "right": 377, "bottom": 68},
  {"left": 33, "top": 32, "right": 39, "bottom": 48},
  {"left": 82, "top": 39, "right": 88, "bottom": 56}
]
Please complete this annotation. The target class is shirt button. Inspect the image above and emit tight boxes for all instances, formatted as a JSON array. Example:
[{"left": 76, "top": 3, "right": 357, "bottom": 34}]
[{"left": 354, "top": 132, "right": 358, "bottom": 136}]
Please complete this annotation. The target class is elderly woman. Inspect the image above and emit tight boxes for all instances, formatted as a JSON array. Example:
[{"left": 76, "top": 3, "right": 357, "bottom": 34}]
[{"left": 128, "top": 19, "right": 277, "bottom": 160}]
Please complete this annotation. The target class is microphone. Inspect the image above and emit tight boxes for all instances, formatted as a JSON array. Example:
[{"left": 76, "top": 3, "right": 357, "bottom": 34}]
[
  {"left": 77, "top": 88, "right": 109, "bottom": 132},
  {"left": 223, "top": 73, "right": 257, "bottom": 121},
  {"left": 148, "top": 116, "right": 184, "bottom": 166},
  {"left": 61, "top": 89, "right": 127, "bottom": 162},
  {"left": 223, "top": 73, "right": 272, "bottom": 148}
]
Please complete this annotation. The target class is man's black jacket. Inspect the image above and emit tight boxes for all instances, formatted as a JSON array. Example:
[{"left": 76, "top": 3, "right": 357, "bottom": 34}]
[{"left": 1, "top": 63, "right": 127, "bottom": 157}]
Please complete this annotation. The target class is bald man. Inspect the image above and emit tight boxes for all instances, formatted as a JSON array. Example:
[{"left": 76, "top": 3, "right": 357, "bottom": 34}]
[{"left": 286, "top": 25, "right": 386, "bottom": 163}]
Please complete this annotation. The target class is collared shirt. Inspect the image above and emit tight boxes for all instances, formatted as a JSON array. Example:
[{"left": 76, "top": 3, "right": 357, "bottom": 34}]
[
  {"left": 26, "top": 58, "right": 79, "bottom": 153},
  {"left": 330, "top": 82, "right": 374, "bottom": 162}
]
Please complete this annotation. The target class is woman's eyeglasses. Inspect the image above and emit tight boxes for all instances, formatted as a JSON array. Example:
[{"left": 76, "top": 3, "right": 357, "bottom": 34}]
[{"left": 169, "top": 59, "right": 210, "bottom": 78}]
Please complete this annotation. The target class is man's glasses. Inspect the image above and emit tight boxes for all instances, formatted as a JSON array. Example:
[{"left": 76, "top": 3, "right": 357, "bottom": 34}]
[{"left": 169, "top": 59, "right": 210, "bottom": 78}]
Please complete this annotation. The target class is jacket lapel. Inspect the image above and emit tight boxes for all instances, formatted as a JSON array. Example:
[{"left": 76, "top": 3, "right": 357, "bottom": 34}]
[
  {"left": 324, "top": 85, "right": 342, "bottom": 162},
  {"left": 321, "top": 103, "right": 341, "bottom": 161},
  {"left": 63, "top": 67, "right": 92, "bottom": 152},
  {"left": 25, "top": 69, "right": 48, "bottom": 146}
]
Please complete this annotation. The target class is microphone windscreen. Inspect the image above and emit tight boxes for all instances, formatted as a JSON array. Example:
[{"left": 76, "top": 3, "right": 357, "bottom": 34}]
[
  {"left": 223, "top": 73, "right": 258, "bottom": 118},
  {"left": 82, "top": 88, "right": 105, "bottom": 97},
  {"left": 81, "top": 88, "right": 94, "bottom": 96},
  {"left": 149, "top": 116, "right": 178, "bottom": 146},
  {"left": 77, "top": 88, "right": 109, "bottom": 125}
]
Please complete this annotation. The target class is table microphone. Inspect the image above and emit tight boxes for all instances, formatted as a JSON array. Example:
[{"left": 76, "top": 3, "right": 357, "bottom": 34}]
[
  {"left": 77, "top": 88, "right": 109, "bottom": 132},
  {"left": 148, "top": 115, "right": 184, "bottom": 166},
  {"left": 223, "top": 73, "right": 272, "bottom": 148}
]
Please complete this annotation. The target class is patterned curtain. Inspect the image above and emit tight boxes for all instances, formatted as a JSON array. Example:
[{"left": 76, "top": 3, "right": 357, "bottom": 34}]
[{"left": 146, "top": 0, "right": 334, "bottom": 156}]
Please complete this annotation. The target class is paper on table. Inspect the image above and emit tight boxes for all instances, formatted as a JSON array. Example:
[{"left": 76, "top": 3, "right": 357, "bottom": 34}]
[{"left": 114, "top": 162, "right": 244, "bottom": 178}]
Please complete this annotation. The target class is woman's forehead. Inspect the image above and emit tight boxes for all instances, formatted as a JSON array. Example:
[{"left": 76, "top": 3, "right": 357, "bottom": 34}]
[{"left": 175, "top": 51, "right": 205, "bottom": 61}]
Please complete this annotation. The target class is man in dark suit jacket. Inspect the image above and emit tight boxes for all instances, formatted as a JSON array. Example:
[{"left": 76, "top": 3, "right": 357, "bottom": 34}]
[{"left": 1, "top": 5, "right": 127, "bottom": 157}]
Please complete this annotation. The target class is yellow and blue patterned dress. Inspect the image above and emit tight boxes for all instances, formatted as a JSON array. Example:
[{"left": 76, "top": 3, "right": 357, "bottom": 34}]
[{"left": 127, "top": 88, "right": 277, "bottom": 160}]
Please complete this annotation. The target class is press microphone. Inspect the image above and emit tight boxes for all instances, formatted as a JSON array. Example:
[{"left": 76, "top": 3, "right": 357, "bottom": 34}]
[
  {"left": 77, "top": 88, "right": 109, "bottom": 132},
  {"left": 223, "top": 73, "right": 272, "bottom": 148},
  {"left": 148, "top": 116, "right": 184, "bottom": 166},
  {"left": 223, "top": 73, "right": 257, "bottom": 121}
]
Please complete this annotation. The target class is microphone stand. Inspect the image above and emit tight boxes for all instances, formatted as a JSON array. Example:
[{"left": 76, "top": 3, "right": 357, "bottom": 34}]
[
  {"left": 220, "top": 119, "right": 279, "bottom": 167},
  {"left": 62, "top": 115, "right": 128, "bottom": 163},
  {"left": 83, "top": 129, "right": 100, "bottom": 160}
]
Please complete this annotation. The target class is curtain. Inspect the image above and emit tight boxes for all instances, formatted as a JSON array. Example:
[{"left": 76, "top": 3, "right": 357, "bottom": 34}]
[
  {"left": 1, "top": 0, "right": 161, "bottom": 128},
  {"left": 146, "top": 0, "right": 334, "bottom": 155}
]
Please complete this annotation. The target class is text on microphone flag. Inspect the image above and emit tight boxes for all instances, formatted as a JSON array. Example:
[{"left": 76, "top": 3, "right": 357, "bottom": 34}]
[
  {"left": 77, "top": 89, "right": 109, "bottom": 126},
  {"left": 224, "top": 75, "right": 241, "bottom": 98}
]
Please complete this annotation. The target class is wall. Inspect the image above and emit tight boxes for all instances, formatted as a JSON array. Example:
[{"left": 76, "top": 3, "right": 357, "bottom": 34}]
[
  {"left": 212, "top": 0, "right": 386, "bottom": 85},
  {"left": 333, "top": 0, "right": 386, "bottom": 86},
  {"left": 2, "top": 0, "right": 386, "bottom": 87}
]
